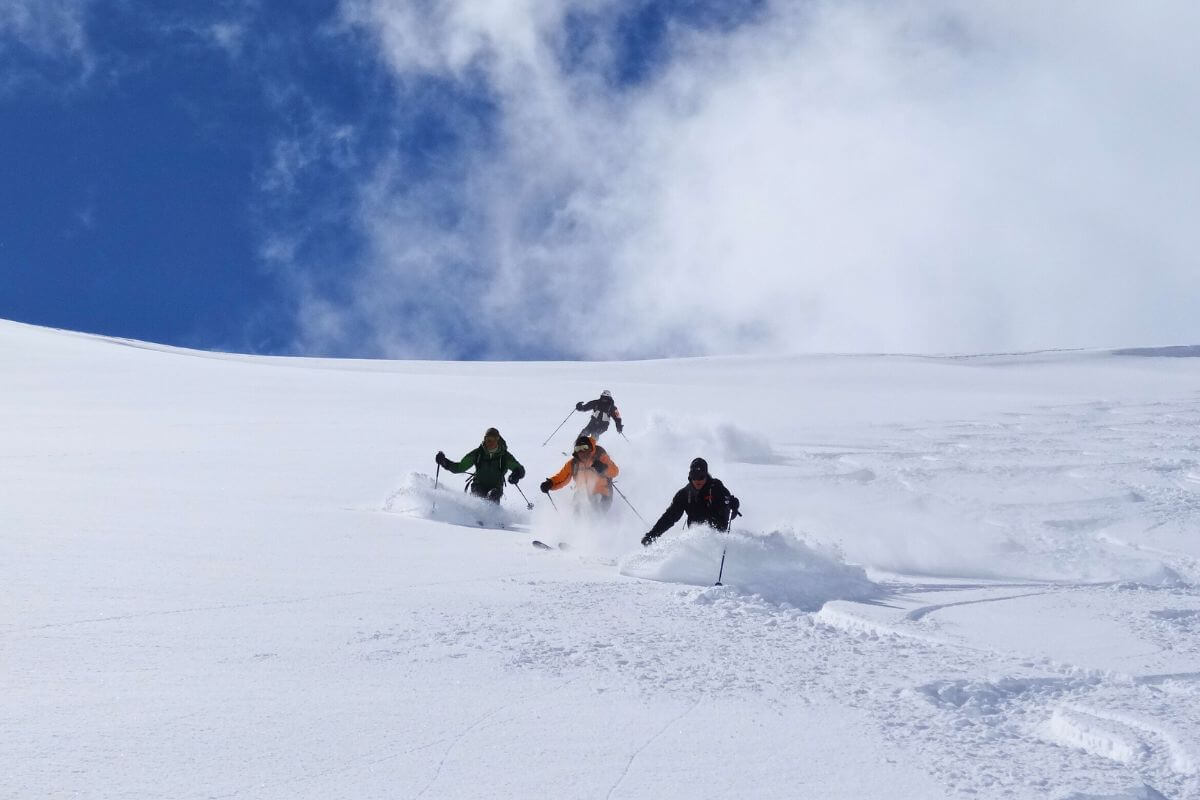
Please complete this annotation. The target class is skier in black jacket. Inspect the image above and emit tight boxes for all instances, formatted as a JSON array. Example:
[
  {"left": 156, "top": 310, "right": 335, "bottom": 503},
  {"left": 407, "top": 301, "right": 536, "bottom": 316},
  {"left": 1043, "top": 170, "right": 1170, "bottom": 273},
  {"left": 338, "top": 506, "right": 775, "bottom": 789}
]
[
  {"left": 576, "top": 389, "right": 623, "bottom": 440},
  {"left": 641, "top": 458, "right": 740, "bottom": 546}
]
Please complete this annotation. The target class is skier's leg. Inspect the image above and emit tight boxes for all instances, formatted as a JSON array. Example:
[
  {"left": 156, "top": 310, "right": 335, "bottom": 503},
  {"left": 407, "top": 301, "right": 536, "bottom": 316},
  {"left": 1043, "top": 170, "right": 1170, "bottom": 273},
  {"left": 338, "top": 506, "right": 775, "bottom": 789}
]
[{"left": 470, "top": 482, "right": 500, "bottom": 503}]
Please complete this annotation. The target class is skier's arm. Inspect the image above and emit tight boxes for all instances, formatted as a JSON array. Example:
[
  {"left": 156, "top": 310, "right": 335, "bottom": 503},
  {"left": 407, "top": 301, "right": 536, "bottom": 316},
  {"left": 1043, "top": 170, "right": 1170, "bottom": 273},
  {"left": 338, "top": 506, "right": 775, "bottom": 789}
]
[
  {"left": 612, "top": 408, "right": 623, "bottom": 432},
  {"left": 444, "top": 450, "right": 477, "bottom": 474},
  {"left": 646, "top": 489, "right": 687, "bottom": 538},
  {"left": 595, "top": 453, "right": 619, "bottom": 479},
  {"left": 506, "top": 454, "right": 526, "bottom": 483},
  {"left": 546, "top": 460, "right": 573, "bottom": 491},
  {"left": 713, "top": 479, "right": 740, "bottom": 517},
  {"left": 576, "top": 399, "right": 597, "bottom": 412}
]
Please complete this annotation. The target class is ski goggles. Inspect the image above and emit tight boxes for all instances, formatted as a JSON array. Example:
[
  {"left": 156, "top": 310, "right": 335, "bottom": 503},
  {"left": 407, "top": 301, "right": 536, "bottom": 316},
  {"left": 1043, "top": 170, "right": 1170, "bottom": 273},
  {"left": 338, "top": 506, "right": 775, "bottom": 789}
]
[{"left": 573, "top": 443, "right": 593, "bottom": 454}]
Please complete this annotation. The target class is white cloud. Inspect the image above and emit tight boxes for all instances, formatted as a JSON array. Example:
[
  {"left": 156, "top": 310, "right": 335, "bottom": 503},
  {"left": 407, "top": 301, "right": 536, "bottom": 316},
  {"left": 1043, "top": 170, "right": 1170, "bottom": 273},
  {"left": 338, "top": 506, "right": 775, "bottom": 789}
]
[
  {"left": 0, "top": 0, "right": 95, "bottom": 86},
  {"left": 297, "top": 0, "right": 1200, "bottom": 358},
  {"left": 206, "top": 20, "right": 247, "bottom": 57}
]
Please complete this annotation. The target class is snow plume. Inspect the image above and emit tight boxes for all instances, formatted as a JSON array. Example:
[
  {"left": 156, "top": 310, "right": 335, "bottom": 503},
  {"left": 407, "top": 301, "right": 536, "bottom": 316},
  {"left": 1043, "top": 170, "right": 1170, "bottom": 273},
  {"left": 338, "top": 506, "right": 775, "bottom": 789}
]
[
  {"left": 273, "top": 0, "right": 1200, "bottom": 359},
  {"left": 794, "top": 478, "right": 1185, "bottom": 586},
  {"left": 622, "top": 525, "right": 880, "bottom": 610},
  {"left": 638, "top": 412, "right": 785, "bottom": 466},
  {"left": 386, "top": 471, "right": 529, "bottom": 529}
]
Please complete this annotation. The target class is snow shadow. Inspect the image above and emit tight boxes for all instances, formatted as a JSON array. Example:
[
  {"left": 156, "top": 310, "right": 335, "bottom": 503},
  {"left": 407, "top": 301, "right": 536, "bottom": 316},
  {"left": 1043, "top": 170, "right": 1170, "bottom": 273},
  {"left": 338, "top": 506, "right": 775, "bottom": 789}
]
[
  {"left": 384, "top": 472, "right": 531, "bottom": 530},
  {"left": 1112, "top": 345, "right": 1200, "bottom": 358},
  {"left": 1058, "top": 786, "right": 1168, "bottom": 800},
  {"left": 637, "top": 412, "right": 787, "bottom": 465},
  {"left": 620, "top": 526, "right": 882, "bottom": 611}
]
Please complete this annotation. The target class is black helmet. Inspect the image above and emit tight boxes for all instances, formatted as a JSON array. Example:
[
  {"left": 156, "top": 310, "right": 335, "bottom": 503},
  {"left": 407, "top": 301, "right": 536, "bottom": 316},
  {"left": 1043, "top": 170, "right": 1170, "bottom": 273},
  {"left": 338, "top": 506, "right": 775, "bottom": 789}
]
[
  {"left": 573, "top": 435, "right": 594, "bottom": 455},
  {"left": 688, "top": 457, "right": 708, "bottom": 480}
]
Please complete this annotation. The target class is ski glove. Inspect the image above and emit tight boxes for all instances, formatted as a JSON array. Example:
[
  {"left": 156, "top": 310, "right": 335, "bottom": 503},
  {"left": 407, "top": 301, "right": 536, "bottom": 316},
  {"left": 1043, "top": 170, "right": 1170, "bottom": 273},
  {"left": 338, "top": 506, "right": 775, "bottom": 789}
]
[
  {"left": 435, "top": 451, "right": 451, "bottom": 468},
  {"left": 508, "top": 472, "right": 522, "bottom": 485},
  {"left": 615, "top": 422, "right": 624, "bottom": 433},
  {"left": 539, "top": 479, "right": 553, "bottom": 493},
  {"left": 575, "top": 402, "right": 586, "bottom": 411},
  {"left": 640, "top": 532, "right": 657, "bottom": 547}
]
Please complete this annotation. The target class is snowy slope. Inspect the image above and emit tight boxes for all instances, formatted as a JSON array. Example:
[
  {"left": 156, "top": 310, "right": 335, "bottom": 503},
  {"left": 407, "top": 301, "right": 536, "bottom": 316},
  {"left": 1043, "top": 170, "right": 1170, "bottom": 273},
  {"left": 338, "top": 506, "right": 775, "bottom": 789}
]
[{"left": 3, "top": 318, "right": 1199, "bottom": 800}]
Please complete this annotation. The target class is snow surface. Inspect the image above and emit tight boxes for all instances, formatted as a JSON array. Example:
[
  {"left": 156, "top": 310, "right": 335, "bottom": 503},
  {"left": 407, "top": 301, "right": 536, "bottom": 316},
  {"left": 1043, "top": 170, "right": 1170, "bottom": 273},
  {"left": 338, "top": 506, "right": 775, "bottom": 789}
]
[{"left": 4, "top": 319, "right": 1200, "bottom": 799}]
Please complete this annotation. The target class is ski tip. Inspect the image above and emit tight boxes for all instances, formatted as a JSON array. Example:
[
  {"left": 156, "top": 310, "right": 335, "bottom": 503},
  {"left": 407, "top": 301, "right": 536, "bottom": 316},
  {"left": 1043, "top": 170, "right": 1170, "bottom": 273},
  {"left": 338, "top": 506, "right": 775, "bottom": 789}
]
[{"left": 531, "top": 540, "right": 552, "bottom": 550}]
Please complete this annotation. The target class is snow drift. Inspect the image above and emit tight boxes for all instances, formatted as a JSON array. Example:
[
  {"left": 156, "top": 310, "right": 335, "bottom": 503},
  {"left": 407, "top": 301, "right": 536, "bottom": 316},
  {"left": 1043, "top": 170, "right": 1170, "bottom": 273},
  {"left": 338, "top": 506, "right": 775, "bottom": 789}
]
[{"left": 621, "top": 526, "right": 880, "bottom": 610}]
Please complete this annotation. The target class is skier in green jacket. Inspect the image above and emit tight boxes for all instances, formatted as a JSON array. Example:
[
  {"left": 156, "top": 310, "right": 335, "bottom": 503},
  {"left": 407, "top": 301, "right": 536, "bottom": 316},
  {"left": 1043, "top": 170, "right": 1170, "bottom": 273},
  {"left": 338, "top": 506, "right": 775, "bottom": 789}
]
[{"left": 435, "top": 427, "right": 525, "bottom": 503}]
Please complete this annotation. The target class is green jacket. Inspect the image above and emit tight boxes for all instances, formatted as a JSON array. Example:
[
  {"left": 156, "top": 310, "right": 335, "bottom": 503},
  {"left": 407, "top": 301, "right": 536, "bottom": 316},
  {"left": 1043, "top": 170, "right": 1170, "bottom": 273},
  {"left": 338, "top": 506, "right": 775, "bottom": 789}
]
[{"left": 445, "top": 436, "right": 525, "bottom": 491}]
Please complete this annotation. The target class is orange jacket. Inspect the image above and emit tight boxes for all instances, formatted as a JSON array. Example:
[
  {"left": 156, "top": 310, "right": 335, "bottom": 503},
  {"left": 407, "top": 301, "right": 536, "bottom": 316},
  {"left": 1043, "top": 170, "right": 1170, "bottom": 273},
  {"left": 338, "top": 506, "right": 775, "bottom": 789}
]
[{"left": 547, "top": 439, "right": 619, "bottom": 495}]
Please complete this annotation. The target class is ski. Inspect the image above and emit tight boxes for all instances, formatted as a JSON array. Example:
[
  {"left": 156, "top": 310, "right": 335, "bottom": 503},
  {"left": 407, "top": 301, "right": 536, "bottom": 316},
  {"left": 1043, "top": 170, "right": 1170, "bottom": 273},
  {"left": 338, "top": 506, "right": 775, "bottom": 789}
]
[{"left": 531, "top": 540, "right": 569, "bottom": 551}]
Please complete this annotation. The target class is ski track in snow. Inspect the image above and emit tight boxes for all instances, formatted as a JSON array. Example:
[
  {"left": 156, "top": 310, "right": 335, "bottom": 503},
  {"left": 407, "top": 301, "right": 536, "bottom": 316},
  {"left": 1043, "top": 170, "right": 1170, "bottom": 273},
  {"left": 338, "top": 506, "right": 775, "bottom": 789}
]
[
  {"left": 356, "top": 573, "right": 1200, "bottom": 797},
  {"left": 604, "top": 696, "right": 702, "bottom": 800},
  {"left": 780, "top": 396, "right": 1200, "bottom": 798}
]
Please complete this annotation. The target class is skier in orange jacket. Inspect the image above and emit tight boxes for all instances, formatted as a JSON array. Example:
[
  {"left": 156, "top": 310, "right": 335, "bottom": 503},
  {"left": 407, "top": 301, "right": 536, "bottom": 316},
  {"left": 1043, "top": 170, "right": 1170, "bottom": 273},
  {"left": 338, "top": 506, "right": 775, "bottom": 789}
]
[{"left": 539, "top": 435, "right": 620, "bottom": 511}]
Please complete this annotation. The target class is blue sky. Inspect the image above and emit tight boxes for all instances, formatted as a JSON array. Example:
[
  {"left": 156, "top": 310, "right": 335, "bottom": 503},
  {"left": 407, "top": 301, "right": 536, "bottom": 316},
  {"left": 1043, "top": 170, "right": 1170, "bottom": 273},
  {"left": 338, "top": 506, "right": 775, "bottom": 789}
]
[
  {"left": 0, "top": 0, "right": 762, "bottom": 356},
  {"left": 2, "top": 1, "right": 1198, "bottom": 359}
]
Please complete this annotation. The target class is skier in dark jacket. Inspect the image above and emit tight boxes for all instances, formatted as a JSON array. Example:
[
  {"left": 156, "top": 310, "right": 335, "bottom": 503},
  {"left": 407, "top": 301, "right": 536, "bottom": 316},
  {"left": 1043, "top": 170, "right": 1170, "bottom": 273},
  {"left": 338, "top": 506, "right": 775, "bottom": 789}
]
[
  {"left": 576, "top": 389, "right": 623, "bottom": 440},
  {"left": 435, "top": 427, "right": 525, "bottom": 503},
  {"left": 641, "top": 458, "right": 740, "bottom": 546}
]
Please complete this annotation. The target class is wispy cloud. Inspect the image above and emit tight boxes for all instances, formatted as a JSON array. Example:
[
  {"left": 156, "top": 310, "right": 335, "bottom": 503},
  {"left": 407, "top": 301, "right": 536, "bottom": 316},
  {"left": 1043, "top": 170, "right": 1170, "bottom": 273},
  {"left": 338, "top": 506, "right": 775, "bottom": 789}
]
[
  {"left": 275, "top": 0, "right": 1200, "bottom": 358},
  {"left": 0, "top": 0, "right": 96, "bottom": 91}
]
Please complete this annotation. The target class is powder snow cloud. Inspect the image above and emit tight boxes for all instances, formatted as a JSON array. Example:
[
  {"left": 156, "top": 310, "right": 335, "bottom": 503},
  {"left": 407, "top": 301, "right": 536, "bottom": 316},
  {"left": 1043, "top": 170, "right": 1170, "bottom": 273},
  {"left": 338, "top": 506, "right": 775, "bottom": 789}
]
[{"left": 278, "top": 0, "right": 1200, "bottom": 359}]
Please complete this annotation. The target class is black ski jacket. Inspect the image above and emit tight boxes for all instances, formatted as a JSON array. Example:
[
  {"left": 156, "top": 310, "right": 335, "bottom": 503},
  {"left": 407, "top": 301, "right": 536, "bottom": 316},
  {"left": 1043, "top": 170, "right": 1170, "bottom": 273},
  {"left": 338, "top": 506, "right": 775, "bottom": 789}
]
[
  {"left": 577, "top": 396, "right": 622, "bottom": 430},
  {"left": 646, "top": 478, "right": 739, "bottom": 538}
]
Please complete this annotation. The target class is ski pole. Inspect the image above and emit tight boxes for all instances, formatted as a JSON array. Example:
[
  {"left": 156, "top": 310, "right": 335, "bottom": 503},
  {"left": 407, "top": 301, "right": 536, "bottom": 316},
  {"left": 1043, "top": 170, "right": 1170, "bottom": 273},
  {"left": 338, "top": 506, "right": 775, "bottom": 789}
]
[
  {"left": 541, "top": 409, "right": 576, "bottom": 446},
  {"left": 714, "top": 546, "right": 727, "bottom": 586},
  {"left": 610, "top": 482, "right": 646, "bottom": 525},
  {"left": 513, "top": 482, "right": 534, "bottom": 510},
  {"left": 545, "top": 491, "right": 558, "bottom": 512},
  {"left": 619, "top": 430, "right": 631, "bottom": 444},
  {"left": 432, "top": 463, "right": 441, "bottom": 512}
]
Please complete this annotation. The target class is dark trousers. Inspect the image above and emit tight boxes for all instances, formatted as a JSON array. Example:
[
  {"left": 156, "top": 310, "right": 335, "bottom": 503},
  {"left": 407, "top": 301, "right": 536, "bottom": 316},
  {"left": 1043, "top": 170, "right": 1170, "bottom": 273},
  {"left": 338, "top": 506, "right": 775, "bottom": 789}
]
[
  {"left": 470, "top": 483, "right": 504, "bottom": 504},
  {"left": 579, "top": 418, "right": 610, "bottom": 439}
]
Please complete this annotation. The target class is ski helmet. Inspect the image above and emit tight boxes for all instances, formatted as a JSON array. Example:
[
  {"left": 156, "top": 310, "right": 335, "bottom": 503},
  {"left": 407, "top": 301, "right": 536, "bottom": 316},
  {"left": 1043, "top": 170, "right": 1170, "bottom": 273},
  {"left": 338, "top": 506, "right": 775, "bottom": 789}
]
[
  {"left": 601, "top": 389, "right": 612, "bottom": 398},
  {"left": 688, "top": 457, "right": 708, "bottom": 480},
  {"left": 573, "top": 435, "right": 594, "bottom": 455}
]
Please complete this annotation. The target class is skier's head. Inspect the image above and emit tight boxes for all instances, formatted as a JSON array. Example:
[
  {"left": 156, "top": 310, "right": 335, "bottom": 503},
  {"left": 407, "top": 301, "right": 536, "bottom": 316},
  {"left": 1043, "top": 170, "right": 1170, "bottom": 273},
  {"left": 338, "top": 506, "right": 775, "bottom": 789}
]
[
  {"left": 688, "top": 457, "right": 709, "bottom": 487},
  {"left": 573, "top": 435, "right": 595, "bottom": 462},
  {"left": 600, "top": 389, "right": 612, "bottom": 399},
  {"left": 483, "top": 427, "right": 501, "bottom": 453}
]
